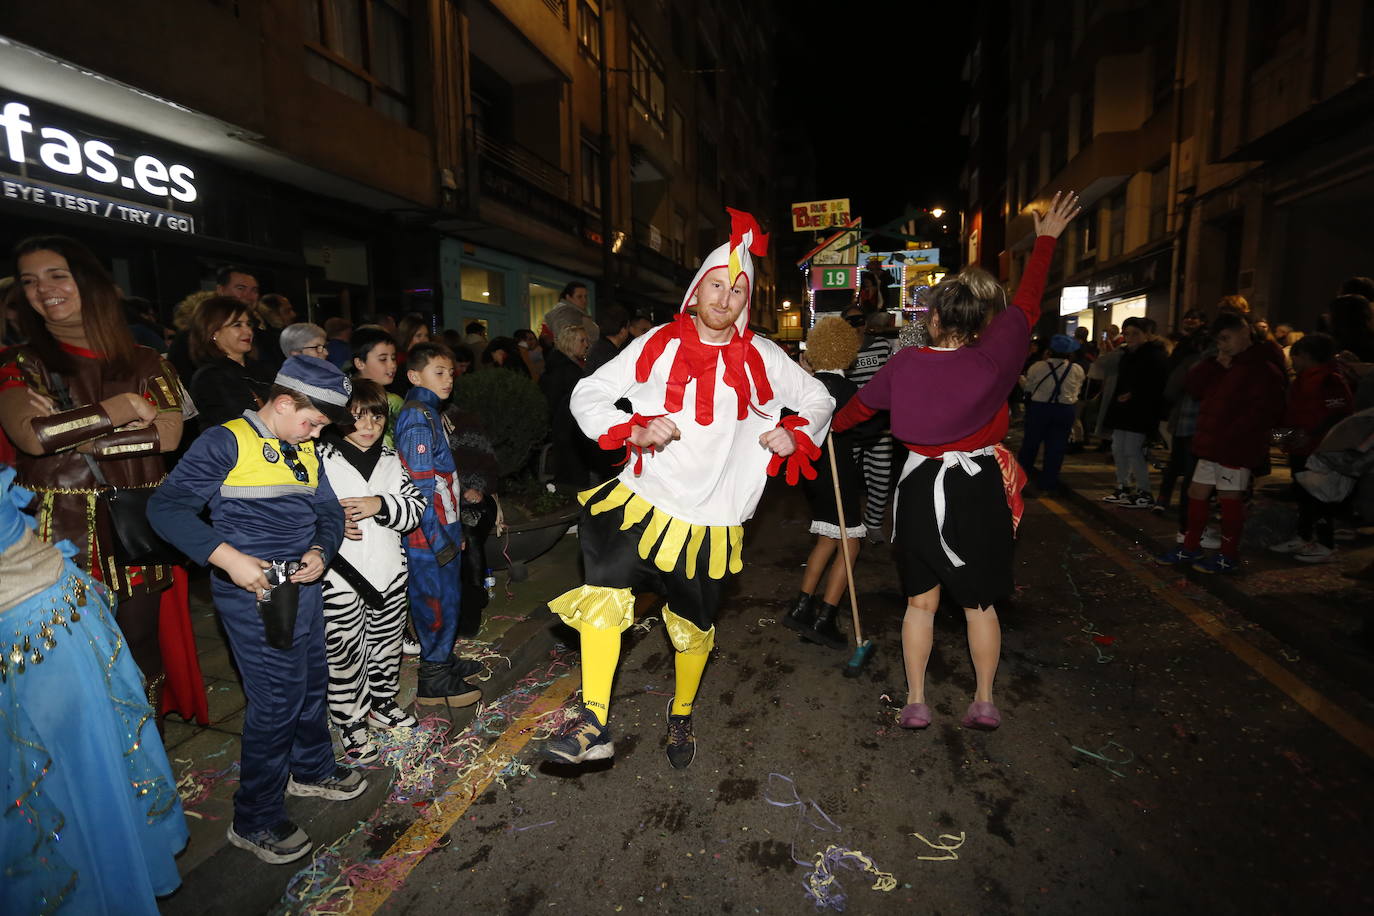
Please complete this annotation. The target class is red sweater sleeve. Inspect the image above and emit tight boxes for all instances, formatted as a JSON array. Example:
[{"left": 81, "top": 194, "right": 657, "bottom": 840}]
[
  {"left": 831, "top": 395, "right": 878, "bottom": 433},
  {"left": 1011, "top": 236, "right": 1057, "bottom": 326}
]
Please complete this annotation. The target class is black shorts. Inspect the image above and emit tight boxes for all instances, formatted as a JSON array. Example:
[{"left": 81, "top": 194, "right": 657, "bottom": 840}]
[
  {"left": 892, "top": 454, "right": 1013, "bottom": 609},
  {"left": 578, "top": 481, "right": 736, "bottom": 632}
]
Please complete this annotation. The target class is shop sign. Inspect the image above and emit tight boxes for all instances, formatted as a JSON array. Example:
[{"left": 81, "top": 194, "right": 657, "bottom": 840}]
[
  {"left": 1090, "top": 248, "right": 1171, "bottom": 301},
  {"left": 811, "top": 265, "right": 856, "bottom": 290},
  {"left": 1, "top": 174, "right": 196, "bottom": 233},
  {"left": 1059, "top": 285, "right": 1089, "bottom": 317},
  {"left": 791, "top": 198, "right": 851, "bottom": 231},
  {"left": 0, "top": 98, "right": 200, "bottom": 233}
]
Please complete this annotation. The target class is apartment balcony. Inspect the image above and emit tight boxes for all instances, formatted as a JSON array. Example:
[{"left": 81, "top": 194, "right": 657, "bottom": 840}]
[
  {"left": 632, "top": 219, "right": 690, "bottom": 286},
  {"left": 475, "top": 130, "right": 580, "bottom": 235}
]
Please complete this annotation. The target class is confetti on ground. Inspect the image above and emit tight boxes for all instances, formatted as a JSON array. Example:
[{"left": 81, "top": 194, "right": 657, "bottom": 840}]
[
  {"left": 274, "top": 648, "right": 577, "bottom": 914},
  {"left": 175, "top": 761, "right": 240, "bottom": 810},
  {"left": 910, "top": 830, "right": 967, "bottom": 861},
  {"left": 801, "top": 845, "right": 896, "bottom": 911},
  {"left": 762, "top": 773, "right": 895, "bottom": 912},
  {"left": 1071, "top": 740, "right": 1135, "bottom": 778}
]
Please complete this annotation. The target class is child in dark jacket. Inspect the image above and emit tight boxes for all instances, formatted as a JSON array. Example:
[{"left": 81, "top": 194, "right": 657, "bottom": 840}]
[
  {"left": 1156, "top": 312, "right": 1286, "bottom": 574},
  {"left": 1268, "top": 333, "right": 1354, "bottom": 563},
  {"left": 780, "top": 317, "right": 864, "bottom": 650}
]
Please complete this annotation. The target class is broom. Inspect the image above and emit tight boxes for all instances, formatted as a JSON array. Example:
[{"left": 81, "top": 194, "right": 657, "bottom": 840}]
[{"left": 826, "top": 434, "right": 875, "bottom": 676}]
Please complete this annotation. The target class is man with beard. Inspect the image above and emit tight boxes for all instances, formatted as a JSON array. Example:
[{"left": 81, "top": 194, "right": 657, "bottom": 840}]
[{"left": 539, "top": 210, "right": 834, "bottom": 769}]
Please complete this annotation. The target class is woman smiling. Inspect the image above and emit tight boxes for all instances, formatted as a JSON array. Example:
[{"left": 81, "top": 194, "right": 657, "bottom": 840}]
[
  {"left": 188, "top": 295, "right": 276, "bottom": 431},
  {"left": 0, "top": 235, "right": 186, "bottom": 693}
]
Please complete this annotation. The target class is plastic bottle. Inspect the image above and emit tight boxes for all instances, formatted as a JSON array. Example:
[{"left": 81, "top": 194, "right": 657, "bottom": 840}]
[{"left": 484, "top": 568, "right": 496, "bottom": 599}]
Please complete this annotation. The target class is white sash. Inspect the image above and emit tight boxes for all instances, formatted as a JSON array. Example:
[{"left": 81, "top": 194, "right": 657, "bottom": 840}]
[{"left": 894, "top": 446, "right": 998, "bottom": 568}]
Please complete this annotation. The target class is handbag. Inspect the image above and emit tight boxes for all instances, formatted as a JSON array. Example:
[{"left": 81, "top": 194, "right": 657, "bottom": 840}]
[
  {"left": 82, "top": 453, "right": 181, "bottom": 566},
  {"left": 49, "top": 371, "right": 180, "bottom": 567}
]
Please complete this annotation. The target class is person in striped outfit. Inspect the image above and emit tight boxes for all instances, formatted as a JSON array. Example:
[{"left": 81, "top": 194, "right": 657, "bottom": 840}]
[
  {"left": 845, "top": 309, "right": 897, "bottom": 541},
  {"left": 318, "top": 379, "right": 425, "bottom": 763}
]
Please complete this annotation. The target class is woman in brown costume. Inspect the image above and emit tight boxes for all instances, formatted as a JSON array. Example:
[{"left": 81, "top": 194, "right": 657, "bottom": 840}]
[{"left": 0, "top": 236, "right": 185, "bottom": 698}]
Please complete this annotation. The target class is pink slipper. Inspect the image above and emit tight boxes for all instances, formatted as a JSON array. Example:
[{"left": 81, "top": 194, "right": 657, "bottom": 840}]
[
  {"left": 898, "top": 703, "right": 931, "bottom": 729},
  {"left": 960, "top": 701, "right": 1001, "bottom": 730}
]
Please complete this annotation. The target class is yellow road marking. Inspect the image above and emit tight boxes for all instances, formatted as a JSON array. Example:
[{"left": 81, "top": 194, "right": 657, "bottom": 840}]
[
  {"left": 348, "top": 668, "right": 581, "bottom": 915},
  {"left": 1040, "top": 496, "right": 1374, "bottom": 759}
]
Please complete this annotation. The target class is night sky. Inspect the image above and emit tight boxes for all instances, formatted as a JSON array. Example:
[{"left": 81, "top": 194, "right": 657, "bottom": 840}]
[{"left": 773, "top": 0, "right": 972, "bottom": 232}]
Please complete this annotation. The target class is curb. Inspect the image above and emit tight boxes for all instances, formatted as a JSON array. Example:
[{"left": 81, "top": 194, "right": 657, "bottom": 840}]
[{"left": 158, "top": 608, "right": 564, "bottom": 916}]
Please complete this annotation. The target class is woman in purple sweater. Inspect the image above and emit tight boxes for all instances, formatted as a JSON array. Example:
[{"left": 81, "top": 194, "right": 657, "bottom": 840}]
[{"left": 833, "top": 191, "right": 1080, "bottom": 732}]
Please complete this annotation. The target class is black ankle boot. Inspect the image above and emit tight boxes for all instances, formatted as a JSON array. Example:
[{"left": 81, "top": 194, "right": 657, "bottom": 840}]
[
  {"left": 781, "top": 592, "right": 816, "bottom": 633},
  {"left": 802, "top": 601, "right": 847, "bottom": 649},
  {"left": 417, "top": 662, "right": 482, "bottom": 707}
]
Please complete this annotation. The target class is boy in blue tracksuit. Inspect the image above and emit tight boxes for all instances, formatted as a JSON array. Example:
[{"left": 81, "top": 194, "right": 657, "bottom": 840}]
[
  {"left": 148, "top": 356, "right": 361, "bottom": 865},
  {"left": 394, "top": 342, "right": 484, "bottom": 706}
]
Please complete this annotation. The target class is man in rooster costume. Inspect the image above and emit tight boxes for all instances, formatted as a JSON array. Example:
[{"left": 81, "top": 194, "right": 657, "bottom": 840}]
[{"left": 540, "top": 209, "right": 835, "bottom": 769}]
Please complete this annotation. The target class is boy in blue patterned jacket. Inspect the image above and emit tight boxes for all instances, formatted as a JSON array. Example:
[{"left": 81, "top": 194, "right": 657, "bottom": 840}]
[{"left": 393, "top": 342, "right": 483, "bottom": 708}]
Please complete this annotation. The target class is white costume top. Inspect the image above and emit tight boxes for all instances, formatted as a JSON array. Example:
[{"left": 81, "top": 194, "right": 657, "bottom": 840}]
[
  {"left": 570, "top": 328, "right": 834, "bottom": 527},
  {"left": 317, "top": 441, "right": 423, "bottom": 588}
]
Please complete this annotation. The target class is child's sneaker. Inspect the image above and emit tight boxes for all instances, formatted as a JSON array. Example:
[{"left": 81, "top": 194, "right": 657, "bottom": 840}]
[
  {"left": 401, "top": 635, "right": 421, "bottom": 656},
  {"left": 337, "top": 720, "right": 379, "bottom": 765},
  {"left": 1123, "top": 491, "right": 1154, "bottom": 509},
  {"left": 226, "top": 820, "right": 312, "bottom": 865},
  {"left": 1294, "top": 542, "right": 1335, "bottom": 564},
  {"left": 1102, "top": 488, "right": 1131, "bottom": 504},
  {"left": 367, "top": 698, "right": 418, "bottom": 730},
  {"left": 1268, "top": 536, "right": 1309, "bottom": 554},
  {"left": 1155, "top": 546, "right": 1203, "bottom": 566},
  {"left": 287, "top": 766, "right": 367, "bottom": 801},
  {"left": 1192, "top": 553, "right": 1241, "bottom": 575},
  {"left": 1199, "top": 526, "right": 1222, "bottom": 550},
  {"left": 542, "top": 709, "right": 614, "bottom": 764}
]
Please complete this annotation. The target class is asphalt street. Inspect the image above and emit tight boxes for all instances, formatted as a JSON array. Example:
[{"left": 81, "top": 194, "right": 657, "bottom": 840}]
[{"left": 339, "top": 477, "right": 1374, "bottom": 915}]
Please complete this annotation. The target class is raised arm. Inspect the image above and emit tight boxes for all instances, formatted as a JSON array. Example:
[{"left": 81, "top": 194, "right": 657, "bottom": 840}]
[{"left": 1011, "top": 191, "right": 1081, "bottom": 326}]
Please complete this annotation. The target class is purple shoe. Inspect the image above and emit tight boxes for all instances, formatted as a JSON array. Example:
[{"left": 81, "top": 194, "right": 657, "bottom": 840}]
[
  {"left": 960, "top": 701, "right": 1001, "bottom": 731},
  {"left": 898, "top": 703, "right": 932, "bottom": 729}
]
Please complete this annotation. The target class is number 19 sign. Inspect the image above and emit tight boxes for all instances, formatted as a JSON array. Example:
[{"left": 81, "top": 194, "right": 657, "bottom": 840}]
[{"left": 811, "top": 265, "right": 856, "bottom": 291}]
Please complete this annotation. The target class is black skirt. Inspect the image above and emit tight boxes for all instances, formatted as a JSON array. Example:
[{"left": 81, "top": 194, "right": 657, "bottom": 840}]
[{"left": 892, "top": 452, "right": 1013, "bottom": 609}]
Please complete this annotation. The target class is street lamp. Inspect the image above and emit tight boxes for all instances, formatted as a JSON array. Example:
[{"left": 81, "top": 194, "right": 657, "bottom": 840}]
[{"left": 930, "top": 207, "right": 946, "bottom": 219}]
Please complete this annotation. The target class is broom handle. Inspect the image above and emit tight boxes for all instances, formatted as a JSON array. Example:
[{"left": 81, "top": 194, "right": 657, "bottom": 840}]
[{"left": 826, "top": 433, "right": 863, "bottom": 646}]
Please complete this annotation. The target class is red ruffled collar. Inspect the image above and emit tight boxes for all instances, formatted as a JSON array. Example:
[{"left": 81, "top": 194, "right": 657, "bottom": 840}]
[{"left": 633, "top": 314, "right": 774, "bottom": 425}]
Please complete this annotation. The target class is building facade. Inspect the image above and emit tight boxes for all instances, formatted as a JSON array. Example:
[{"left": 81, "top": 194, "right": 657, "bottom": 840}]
[
  {"left": 0, "top": 0, "right": 780, "bottom": 338},
  {"left": 965, "top": 0, "right": 1374, "bottom": 336}
]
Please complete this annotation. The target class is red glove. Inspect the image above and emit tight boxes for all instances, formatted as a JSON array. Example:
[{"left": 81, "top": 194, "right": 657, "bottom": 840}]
[
  {"left": 598, "top": 413, "right": 664, "bottom": 475},
  {"left": 766, "top": 416, "right": 822, "bottom": 486}
]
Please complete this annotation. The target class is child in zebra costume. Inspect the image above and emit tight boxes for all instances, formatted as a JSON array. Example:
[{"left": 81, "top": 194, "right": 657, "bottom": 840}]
[{"left": 318, "top": 379, "right": 425, "bottom": 763}]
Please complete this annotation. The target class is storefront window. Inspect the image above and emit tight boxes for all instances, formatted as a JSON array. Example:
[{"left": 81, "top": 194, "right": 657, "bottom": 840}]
[
  {"left": 528, "top": 281, "right": 562, "bottom": 332},
  {"left": 461, "top": 266, "right": 505, "bottom": 306}
]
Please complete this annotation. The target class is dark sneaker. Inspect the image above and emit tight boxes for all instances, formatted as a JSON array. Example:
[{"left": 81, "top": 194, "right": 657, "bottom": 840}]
[
  {"left": 448, "top": 655, "right": 484, "bottom": 681},
  {"left": 1192, "top": 553, "right": 1241, "bottom": 575},
  {"left": 665, "top": 700, "right": 696, "bottom": 770},
  {"left": 416, "top": 661, "right": 482, "bottom": 707},
  {"left": 367, "top": 698, "right": 418, "bottom": 730},
  {"left": 226, "top": 820, "right": 312, "bottom": 865},
  {"left": 287, "top": 766, "right": 367, "bottom": 801},
  {"left": 337, "top": 720, "right": 379, "bottom": 765},
  {"left": 1123, "top": 491, "right": 1154, "bottom": 509},
  {"left": 1155, "top": 546, "right": 1203, "bottom": 566},
  {"left": 1102, "top": 488, "right": 1130, "bottom": 504},
  {"left": 542, "top": 710, "right": 614, "bottom": 764}
]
